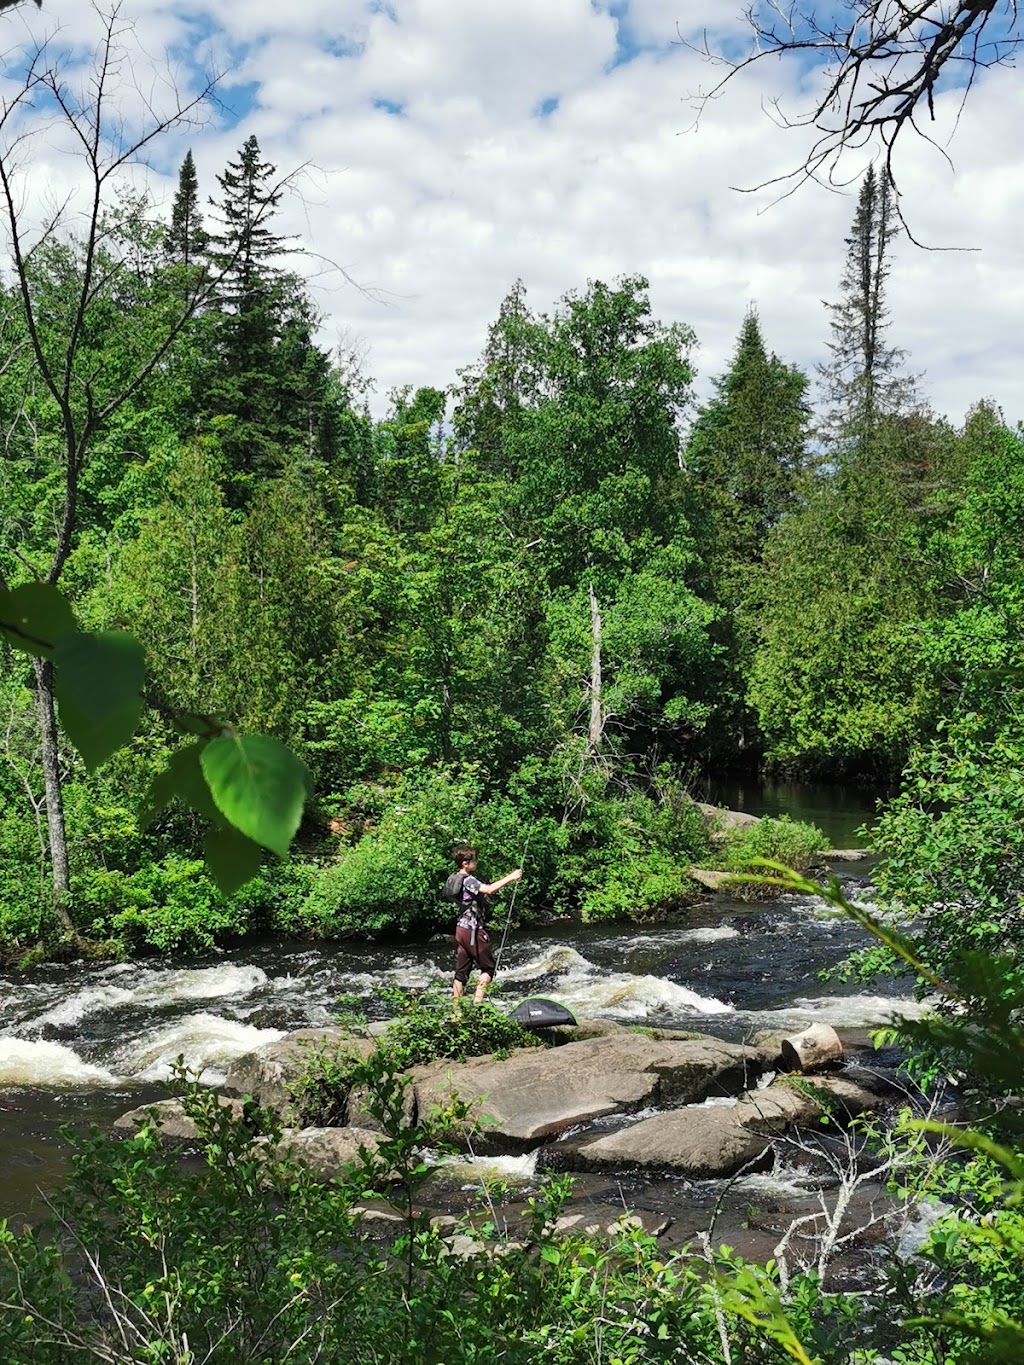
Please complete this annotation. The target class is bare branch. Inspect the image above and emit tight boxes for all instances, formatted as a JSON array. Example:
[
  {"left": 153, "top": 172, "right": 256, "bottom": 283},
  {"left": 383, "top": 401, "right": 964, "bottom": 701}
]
[{"left": 687, "top": 1, "right": 1021, "bottom": 222}]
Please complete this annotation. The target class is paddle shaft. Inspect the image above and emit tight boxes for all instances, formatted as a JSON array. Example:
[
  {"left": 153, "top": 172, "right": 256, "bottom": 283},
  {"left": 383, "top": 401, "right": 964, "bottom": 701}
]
[{"left": 495, "top": 825, "right": 534, "bottom": 970}]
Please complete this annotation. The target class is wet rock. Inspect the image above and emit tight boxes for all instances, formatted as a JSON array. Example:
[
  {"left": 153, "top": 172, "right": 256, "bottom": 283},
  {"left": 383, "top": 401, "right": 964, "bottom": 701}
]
[
  {"left": 353, "top": 1204, "right": 405, "bottom": 1225},
  {"left": 788, "top": 1075, "right": 881, "bottom": 1120},
  {"left": 565, "top": 1075, "right": 885, "bottom": 1178},
  {"left": 824, "top": 848, "right": 870, "bottom": 862},
  {"left": 554, "top": 1210, "right": 672, "bottom": 1239},
  {"left": 838, "top": 1062, "right": 905, "bottom": 1098},
  {"left": 113, "top": 1096, "right": 247, "bottom": 1142},
  {"left": 734, "top": 1085, "right": 823, "bottom": 1134},
  {"left": 413, "top": 1035, "right": 763, "bottom": 1151},
  {"left": 224, "top": 1029, "right": 376, "bottom": 1119},
  {"left": 549, "top": 1017, "right": 630, "bottom": 1042}
]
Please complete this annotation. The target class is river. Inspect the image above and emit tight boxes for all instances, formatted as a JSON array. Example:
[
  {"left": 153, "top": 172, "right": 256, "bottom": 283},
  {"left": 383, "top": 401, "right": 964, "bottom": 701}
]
[
  {"left": 1, "top": 787, "right": 922, "bottom": 1260},
  {"left": 0, "top": 786, "right": 928, "bottom": 1250}
]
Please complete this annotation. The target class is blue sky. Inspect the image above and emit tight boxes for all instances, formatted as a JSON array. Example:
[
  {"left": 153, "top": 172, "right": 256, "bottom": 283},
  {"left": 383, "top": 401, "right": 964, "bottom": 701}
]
[{"left": 7, "top": 0, "right": 1024, "bottom": 424}]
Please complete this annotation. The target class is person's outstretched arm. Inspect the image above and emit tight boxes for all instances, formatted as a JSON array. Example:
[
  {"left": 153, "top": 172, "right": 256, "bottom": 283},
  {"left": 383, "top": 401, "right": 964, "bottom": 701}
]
[{"left": 478, "top": 868, "right": 523, "bottom": 896}]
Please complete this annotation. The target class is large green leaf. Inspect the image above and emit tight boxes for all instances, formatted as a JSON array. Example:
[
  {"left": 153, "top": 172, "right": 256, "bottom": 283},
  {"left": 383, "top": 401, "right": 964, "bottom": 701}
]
[
  {"left": 204, "top": 824, "right": 264, "bottom": 896},
  {"left": 141, "top": 741, "right": 221, "bottom": 829},
  {"left": 201, "top": 733, "right": 311, "bottom": 857},
  {"left": 54, "top": 631, "right": 146, "bottom": 771},
  {"left": 0, "top": 583, "right": 77, "bottom": 658}
]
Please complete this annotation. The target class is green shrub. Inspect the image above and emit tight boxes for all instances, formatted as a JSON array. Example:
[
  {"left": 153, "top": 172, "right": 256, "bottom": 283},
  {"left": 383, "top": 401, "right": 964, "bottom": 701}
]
[
  {"left": 577, "top": 848, "right": 698, "bottom": 922},
  {"left": 71, "top": 856, "right": 249, "bottom": 954},
  {"left": 299, "top": 768, "right": 488, "bottom": 936},
  {"left": 872, "top": 714, "right": 1024, "bottom": 992},
  {"left": 721, "top": 815, "right": 825, "bottom": 875},
  {"left": 377, "top": 988, "right": 544, "bottom": 1070}
]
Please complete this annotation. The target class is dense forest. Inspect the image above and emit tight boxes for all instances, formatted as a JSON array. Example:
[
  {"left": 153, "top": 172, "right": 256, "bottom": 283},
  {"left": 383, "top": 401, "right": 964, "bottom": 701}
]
[{"left": 0, "top": 136, "right": 1021, "bottom": 960}]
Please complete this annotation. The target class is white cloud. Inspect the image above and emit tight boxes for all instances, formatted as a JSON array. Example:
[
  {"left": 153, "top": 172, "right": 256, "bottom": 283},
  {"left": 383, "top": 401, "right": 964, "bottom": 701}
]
[{"left": 6, "top": 0, "right": 1023, "bottom": 427}]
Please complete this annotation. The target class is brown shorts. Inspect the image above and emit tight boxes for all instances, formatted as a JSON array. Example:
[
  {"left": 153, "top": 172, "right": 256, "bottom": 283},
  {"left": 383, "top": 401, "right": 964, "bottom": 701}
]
[{"left": 454, "top": 924, "right": 496, "bottom": 984}]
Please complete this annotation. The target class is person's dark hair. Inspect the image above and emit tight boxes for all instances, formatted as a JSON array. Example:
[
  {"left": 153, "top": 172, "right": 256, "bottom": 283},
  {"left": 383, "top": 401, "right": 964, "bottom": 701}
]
[{"left": 453, "top": 845, "right": 477, "bottom": 868}]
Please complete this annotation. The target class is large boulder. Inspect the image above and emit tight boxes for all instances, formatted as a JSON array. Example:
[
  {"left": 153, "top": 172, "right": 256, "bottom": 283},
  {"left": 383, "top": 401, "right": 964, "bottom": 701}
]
[
  {"left": 565, "top": 1106, "right": 772, "bottom": 1178},
  {"left": 563, "top": 1074, "right": 883, "bottom": 1177},
  {"left": 113, "top": 1096, "right": 248, "bottom": 1142},
  {"left": 696, "top": 802, "right": 761, "bottom": 835},
  {"left": 412, "top": 1034, "right": 763, "bottom": 1151},
  {"left": 274, "top": 1125, "right": 384, "bottom": 1180},
  {"left": 224, "top": 1028, "right": 376, "bottom": 1120}
]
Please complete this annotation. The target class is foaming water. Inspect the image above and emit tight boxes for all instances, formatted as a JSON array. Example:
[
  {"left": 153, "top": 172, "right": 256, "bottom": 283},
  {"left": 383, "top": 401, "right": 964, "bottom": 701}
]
[
  {"left": 743, "top": 993, "right": 930, "bottom": 1030},
  {"left": 440, "top": 1151, "right": 539, "bottom": 1184},
  {"left": 678, "top": 926, "right": 741, "bottom": 944},
  {"left": 118, "top": 1014, "right": 286, "bottom": 1083},
  {"left": 0, "top": 1037, "right": 119, "bottom": 1086},
  {"left": 560, "top": 971, "right": 733, "bottom": 1018},
  {"left": 501, "top": 945, "right": 596, "bottom": 982},
  {"left": 22, "top": 963, "right": 270, "bottom": 1032}
]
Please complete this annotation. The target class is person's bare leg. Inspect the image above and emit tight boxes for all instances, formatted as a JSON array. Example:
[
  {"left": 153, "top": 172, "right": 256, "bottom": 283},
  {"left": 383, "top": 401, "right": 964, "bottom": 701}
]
[
  {"left": 453, "top": 979, "right": 465, "bottom": 1000},
  {"left": 473, "top": 973, "right": 492, "bottom": 1004}
]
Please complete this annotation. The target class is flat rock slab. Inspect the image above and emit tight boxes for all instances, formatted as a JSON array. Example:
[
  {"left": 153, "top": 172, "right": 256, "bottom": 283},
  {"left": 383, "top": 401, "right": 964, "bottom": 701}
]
[
  {"left": 113, "top": 1096, "right": 247, "bottom": 1142},
  {"left": 569, "top": 1107, "right": 773, "bottom": 1178},
  {"left": 413, "top": 1035, "right": 763, "bottom": 1150},
  {"left": 696, "top": 803, "right": 760, "bottom": 834},
  {"left": 224, "top": 1029, "right": 376, "bottom": 1117}
]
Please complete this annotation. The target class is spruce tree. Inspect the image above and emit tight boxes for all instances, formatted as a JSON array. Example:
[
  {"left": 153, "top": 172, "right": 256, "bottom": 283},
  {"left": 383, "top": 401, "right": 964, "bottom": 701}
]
[
  {"left": 199, "top": 134, "right": 329, "bottom": 494},
  {"left": 165, "top": 149, "right": 207, "bottom": 266},
  {"left": 209, "top": 135, "right": 288, "bottom": 302},
  {"left": 686, "top": 308, "right": 809, "bottom": 757},
  {"left": 688, "top": 307, "right": 808, "bottom": 575},
  {"left": 818, "top": 164, "right": 914, "bottom": 442}
]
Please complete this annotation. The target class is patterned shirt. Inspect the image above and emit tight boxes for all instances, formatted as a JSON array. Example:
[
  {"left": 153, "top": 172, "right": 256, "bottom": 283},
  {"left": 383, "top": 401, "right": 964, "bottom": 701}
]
[{"left": 457, "top": 874, "right": 488, "bottom": 930}]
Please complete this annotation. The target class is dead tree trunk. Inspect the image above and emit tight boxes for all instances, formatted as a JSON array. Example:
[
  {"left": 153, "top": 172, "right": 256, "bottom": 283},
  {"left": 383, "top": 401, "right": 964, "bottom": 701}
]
[
  {"left": 32, "top": 657, "right": 75, "bottom": 935},
  {"left": 588, "top": 583, "right": 604, "bottom": 752}
]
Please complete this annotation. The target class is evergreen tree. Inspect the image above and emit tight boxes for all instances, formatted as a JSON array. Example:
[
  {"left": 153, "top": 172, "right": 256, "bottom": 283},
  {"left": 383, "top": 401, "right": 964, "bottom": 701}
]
[
  {"left": 164, "top": 149, "right": 208, "bottom": 266},
  {"left": 685, "top": 308, "right": 810, "bottom": 757},
  {"left": 209, "top": 135, "right": 288, "bottom": 300},
  {"left": 197, "top": 134, "right": 340, "bottom": 495},
  {"left": 688, "top": 307, "right": 809, "bottom": 578},
  {"left": 819, "top": 164, "right": 914, "bottom": 442},
  {"left": 453, "top": 279, "right": 543, "bottom": 479}
]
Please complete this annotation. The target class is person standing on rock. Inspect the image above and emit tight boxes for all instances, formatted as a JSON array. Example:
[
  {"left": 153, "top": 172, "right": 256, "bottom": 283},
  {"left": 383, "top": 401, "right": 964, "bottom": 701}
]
[{"left": 448, "top": 845, "right": 522, "bottom": 1004}]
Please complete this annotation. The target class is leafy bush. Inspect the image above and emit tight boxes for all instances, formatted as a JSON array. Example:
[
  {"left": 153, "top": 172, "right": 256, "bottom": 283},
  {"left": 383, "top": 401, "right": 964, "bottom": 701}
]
[
  {"left": 299, "top": 768, "right": 490, "bottom": 936},
  {"left": 872, "top": 713, "right": 1024, "bottom": 992},
  {"left": 377, "top": 988, "right": 543, "bottom": 1070},
  {"left": 577, "top": 847, "right": 697, "bottom": 922},
  {"left": 721, "top": 815, "right": 825, "bottom": 876}
]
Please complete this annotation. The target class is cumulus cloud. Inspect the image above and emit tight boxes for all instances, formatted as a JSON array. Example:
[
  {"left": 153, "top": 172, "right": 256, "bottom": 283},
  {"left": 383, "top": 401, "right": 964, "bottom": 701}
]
[{"left": 5, "top": 0, "right": 1022, "bottom": 425}]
